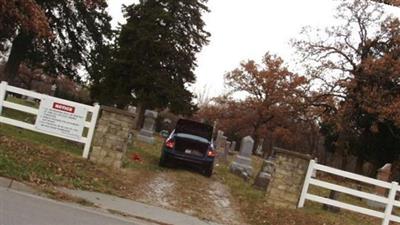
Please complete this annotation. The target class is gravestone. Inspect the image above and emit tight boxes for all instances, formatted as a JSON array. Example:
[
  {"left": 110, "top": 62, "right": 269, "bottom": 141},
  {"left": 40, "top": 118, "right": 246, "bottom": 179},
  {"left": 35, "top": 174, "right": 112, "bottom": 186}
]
[
  {"left": 254, "top": 158, "right": 275, "bottom": 191},
  {"left": 127, "top": 132, "right": 133, "bottom": 144},
  {"left": 391, "top": 158, "right": 400, "bottom": 183},
  {"left": 212, "top": 120, "right": 218, "bottom": 135},
  {"left": 229, "top": 136, "right": 254, "bottom": 179},
  {"left": 376, "top": 164, "right": 392, "bottom": 196},
  {"left": 161, "top": 118, "right": 172, "bottom": 132},
  {"left": 220, "top": 141, "right": 231, "bottom": 162},
  {"left": 255, "top": 138, "right": 264, "bottom": 156},
  {"left": 215, "top": 130, "right": 224, "bottom": 149},
  {"left": 220, "top": 136, "right": 227, "bottom": 149},
  {"left": 50, "top": 84, "right": 57, "bottom": 96},
  {"left": 366, "top": 163, "right": 392, "bottom": 209},
  {"left": 127, "top": 105, "right": 136, "bottom": 113},
  {"left": 229, "top": 141, "right": 236, "bottom": 155},
  {"left": 345, "top": 155, "right": 358, "bottom": 173},
  {"left": 363, "top": 161, "right": 376, "bottom": 177},
  {"left": 137, "top": 110, "right": 158, "bottom": 144}
]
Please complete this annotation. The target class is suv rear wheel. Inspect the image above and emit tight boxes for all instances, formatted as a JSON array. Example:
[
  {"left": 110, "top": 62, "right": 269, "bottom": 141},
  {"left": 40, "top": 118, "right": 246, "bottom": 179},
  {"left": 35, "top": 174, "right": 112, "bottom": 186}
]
[
  {"left": 159, "top": 153, "right": 168, "bottom": 167},
  {"left": 203, "top": 163, "right": 214, "bottom": 177}
]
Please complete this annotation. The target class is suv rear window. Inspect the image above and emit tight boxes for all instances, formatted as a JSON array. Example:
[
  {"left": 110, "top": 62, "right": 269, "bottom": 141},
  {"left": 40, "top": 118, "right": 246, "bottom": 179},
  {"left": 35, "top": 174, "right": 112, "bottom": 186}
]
[
  {"left": 175, "top": 119, "right": 213, "bottom": 141},
  {"left": 174, "top": 133, "right": 210, "bottom": 143}
]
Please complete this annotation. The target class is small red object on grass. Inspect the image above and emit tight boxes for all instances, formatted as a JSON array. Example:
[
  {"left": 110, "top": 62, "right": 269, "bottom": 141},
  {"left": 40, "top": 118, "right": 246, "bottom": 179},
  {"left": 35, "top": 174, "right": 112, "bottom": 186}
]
[{"left": 131, "top": 153, "right": 143, "bottom": 162}]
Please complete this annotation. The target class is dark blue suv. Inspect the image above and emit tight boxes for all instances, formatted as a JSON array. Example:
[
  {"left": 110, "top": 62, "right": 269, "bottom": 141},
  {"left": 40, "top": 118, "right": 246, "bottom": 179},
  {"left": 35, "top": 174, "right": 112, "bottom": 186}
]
[{"left": 159, "top": 119, "right": 216, "bottom": 177}]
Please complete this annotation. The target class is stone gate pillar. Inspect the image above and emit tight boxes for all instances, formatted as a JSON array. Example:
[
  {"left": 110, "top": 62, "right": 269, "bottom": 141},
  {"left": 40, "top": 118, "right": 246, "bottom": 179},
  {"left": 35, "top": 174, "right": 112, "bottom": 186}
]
[
  {"left": 265, "top": 147, "right": 312, "bottom": 209},
  {"left": 89, "top": 106, "right": 136, "bottom": 168}
]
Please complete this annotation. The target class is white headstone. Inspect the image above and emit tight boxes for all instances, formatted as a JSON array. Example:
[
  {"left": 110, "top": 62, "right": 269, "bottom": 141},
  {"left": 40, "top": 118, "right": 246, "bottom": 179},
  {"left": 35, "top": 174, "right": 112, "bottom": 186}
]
[
  {"left": 220, "top": 140, "right": 231, "bottom": 162},
  {"left": 230, "top": 136, "right": 254, "bottom": 179},
  {"left": 239, "top": 136, "right": 254, "bottom": 158},
  {"left": 229, "top": 141, "right": 236, "bottom": 154},
  {"left": 137, "top": 110, "right": 158, "bottom": 144},
  {"left": 215, "top": 130, "right": 224, "bottom": 149}
]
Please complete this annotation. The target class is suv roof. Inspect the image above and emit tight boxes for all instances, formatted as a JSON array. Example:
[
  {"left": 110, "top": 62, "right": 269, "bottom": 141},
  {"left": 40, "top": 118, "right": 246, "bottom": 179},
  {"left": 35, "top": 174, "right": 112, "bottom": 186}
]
[{"left": 175, "top": 119, "right": 213, "bottom": 141}]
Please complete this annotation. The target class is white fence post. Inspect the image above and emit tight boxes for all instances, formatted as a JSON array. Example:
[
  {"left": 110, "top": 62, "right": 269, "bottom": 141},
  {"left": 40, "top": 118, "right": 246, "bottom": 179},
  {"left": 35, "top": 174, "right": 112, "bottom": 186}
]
[
  {"left": 298, "top": 159, "right": 316, "bottom": 208},
  {"left": 382, "top": 181, "right": 398, "bottom": 225},
  {"left": 0, "top": 81, "right": 8, "bottom": 114},
  {"left": 82, "top": 103, "right": 100, "bottom": 159}
]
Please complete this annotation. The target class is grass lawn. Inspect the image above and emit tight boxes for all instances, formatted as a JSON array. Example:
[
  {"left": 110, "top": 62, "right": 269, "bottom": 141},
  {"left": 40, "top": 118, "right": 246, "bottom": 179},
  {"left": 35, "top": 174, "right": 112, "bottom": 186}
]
[
  {"left": 0, "top": 98, "right": 391, "bottom": 224},
  {"left": 120, "top": 136, "right": 384, "bottom": 225},
  {"left": 0, "top": 96, "right": 86, "bottom": 156},
  {"left": 122, "top": 134, "right": 165, "bottom": 172}
]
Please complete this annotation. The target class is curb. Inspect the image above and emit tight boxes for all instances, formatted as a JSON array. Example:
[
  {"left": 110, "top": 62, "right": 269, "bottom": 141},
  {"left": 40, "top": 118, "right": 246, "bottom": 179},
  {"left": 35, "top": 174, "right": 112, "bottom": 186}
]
[
  {"left": 0, "top": 176, "right": 39, "bottom": 195},
  {"left": 1, "top": 187, "right": 157, "bottom": 225},
  {"left": 58, "top": 188, "right": 220, "bottom": 225},
  {"left": 0, "top": 176, "right": 11, "bottom": 188}
]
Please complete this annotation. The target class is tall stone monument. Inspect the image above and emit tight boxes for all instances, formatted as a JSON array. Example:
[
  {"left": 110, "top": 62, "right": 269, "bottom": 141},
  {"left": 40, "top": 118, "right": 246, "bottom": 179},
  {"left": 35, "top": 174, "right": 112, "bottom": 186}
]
[
  {"left": 218, "top": 136, "right": 227, "bottom": 153},
  {"left": 377, "top": 163, "right": 392, "bottom": 195},
  {"left": 366, "top": 163, "right": 392, "bottom": 209},
  {"left": 137, "top": 110, "right": 158, "bottom": 144},
  {"left": 215, "top": 130, "right": 224, "bottom": 149},
  {"left": 230, "top": 136, "right": 254, "bottom": 179},
  {"left": 255, "top": 138, "right": 265, "bottom": 156}
]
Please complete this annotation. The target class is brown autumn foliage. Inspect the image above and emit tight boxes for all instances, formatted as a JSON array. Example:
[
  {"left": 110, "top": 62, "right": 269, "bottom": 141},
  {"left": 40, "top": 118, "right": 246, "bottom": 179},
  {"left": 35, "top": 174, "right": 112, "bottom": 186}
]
[
  {"left": 293, "top": 0, "right": 400, "bottom": 169},
  {"left": 373, "top": 0, "right": 400, "bottom": 7},
  {"left": 0, "top": 63, "right": 91, "bottom": 103},
  {"left": 197, "top": 53, "right": 322, "bottom": 155},
  {"left": 0, "top": 0, "right": 51, "bottom": 45}
]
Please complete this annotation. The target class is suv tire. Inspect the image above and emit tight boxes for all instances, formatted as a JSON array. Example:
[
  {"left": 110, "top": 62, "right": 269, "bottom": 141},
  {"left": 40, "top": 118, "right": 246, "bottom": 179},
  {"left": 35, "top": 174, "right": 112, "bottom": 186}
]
[
  {"left": 159, "top": 153, "right": 168, "bottom": 167},
  {"left": 204, "top": 163, "right": 214, "bottom": 177}
]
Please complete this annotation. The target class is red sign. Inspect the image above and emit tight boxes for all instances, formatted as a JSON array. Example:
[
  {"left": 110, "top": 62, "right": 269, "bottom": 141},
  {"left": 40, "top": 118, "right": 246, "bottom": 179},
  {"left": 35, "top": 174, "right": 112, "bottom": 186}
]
[{"left": 52, "top": 102, "right": 75, "bottom": 113}]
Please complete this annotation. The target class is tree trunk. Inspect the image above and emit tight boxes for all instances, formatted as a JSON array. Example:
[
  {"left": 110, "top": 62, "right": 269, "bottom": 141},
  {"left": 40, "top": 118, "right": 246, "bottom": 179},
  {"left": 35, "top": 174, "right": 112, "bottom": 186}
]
[
  {"left": 323, "top": 149, "right": 348, "bottom": 213},
  {"left": 135, "top": 102, "right": 146, "bottom": 130},
  {"left": 251, "top": 123, "right": 260, "bottom": 154},
  {"left": 3, "top": 33, "right": 33, "bottom": 83},
  {"left": 322, "top": 190, "right": 341, "bottom": 213},
  {"left": 355, "top": 156, "right": 364, "bottom": 175},
  {"left": 341, "top": 150, "right": 348, "bottom": 171}
]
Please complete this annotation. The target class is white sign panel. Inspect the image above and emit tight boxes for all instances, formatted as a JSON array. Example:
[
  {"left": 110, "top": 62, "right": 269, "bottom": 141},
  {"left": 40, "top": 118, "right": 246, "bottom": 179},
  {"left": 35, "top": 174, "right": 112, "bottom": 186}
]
[{"left": 35, "top": 98, "right": 87, "bottom": 140}]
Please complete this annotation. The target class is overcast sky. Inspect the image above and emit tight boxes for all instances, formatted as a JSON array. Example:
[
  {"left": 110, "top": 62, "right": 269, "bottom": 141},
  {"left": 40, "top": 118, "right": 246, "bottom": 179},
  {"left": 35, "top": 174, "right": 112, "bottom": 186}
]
[{"left": 105, "top": 0, "right": 351, "bottom": 98}]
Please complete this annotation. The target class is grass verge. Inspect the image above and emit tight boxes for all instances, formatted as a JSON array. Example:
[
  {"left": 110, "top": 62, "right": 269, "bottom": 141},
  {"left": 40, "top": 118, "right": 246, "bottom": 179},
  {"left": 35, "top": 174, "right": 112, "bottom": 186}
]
[{"left": 0, "top": 109, "right": 389, "bottom": 225}]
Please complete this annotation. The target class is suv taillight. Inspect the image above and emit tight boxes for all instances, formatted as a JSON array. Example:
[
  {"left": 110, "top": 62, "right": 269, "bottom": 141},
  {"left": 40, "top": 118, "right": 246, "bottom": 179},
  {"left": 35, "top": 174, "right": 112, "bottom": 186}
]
[
  {"left": 165, "top": 139, "right": 175, "bottom": 149},
  {"left": 207, "top": 148, "right": 217, "bottom": 157}
]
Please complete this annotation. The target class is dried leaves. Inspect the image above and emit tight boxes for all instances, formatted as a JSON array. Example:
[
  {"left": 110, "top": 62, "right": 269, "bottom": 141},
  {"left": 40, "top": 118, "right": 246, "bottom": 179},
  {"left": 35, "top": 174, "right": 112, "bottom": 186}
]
[{"left": 0, "top": 0, "right": 51, "bottom": 40}]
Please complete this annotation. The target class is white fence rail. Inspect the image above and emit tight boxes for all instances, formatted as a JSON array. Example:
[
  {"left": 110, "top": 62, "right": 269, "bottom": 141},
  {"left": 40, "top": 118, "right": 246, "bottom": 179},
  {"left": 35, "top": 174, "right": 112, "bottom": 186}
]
[
  {"left": 0, "top": 81, "right": 99, "bottom": 158},
  {"left": 298, "top": 160, "right": 400, "bottom": 225}
]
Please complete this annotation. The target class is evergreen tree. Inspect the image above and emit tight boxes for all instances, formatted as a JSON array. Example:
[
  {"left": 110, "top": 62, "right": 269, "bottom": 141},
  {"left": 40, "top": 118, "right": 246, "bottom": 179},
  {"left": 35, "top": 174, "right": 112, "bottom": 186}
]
[{"left": 91, "top": 0, "right": 210, "bottom": 115}]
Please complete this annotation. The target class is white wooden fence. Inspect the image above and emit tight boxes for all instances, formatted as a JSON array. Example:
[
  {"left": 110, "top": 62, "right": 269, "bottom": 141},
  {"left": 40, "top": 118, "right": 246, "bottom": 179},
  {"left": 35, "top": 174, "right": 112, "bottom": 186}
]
[
  {"left": 0, "top": 81, "right": 100, "bottom": 158},
  {"left": 298, "top": 160, "right": 400, "bottom": 225}
]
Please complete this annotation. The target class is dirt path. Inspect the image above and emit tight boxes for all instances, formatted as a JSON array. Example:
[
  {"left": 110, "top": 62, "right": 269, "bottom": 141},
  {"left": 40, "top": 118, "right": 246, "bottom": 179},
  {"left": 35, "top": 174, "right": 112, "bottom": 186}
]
[
  {"left": 135, "top": 173, "right": 176, "bottom": 208},
  {"left": 206, "top": 181, "right": 246, "bottom": 225},
  {"left": 131, "top": 171, "right": 246, "bottom": 225}
]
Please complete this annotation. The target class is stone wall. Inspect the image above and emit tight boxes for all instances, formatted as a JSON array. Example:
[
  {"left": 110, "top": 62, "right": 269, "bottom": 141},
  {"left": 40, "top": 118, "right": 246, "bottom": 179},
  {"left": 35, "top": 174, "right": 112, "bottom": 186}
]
[
  {"left": 265, "top": 147, "right": 311, "bottom": 209},
  {"left": 90, "top": 106, "right": 136, "bottom": 168}
]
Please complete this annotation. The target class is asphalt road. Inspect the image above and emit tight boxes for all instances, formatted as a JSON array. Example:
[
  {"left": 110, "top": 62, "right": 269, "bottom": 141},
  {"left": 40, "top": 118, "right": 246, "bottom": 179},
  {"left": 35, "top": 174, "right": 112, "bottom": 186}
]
[{"left": 0, "top": 188, "right": 140, "bottom": 225}]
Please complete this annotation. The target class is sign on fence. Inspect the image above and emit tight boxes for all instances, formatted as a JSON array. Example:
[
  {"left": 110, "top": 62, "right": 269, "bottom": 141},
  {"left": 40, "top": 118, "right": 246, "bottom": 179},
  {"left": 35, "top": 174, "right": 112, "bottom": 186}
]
[
  {"left": 0, "top": 81, "right": 99, "bottom": 158},
  {"left": 36, "top": 97, "right": 88, "bottom": 140},
  {"left": 298, "top": 160, "right": 400, "bottom": 225}
]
